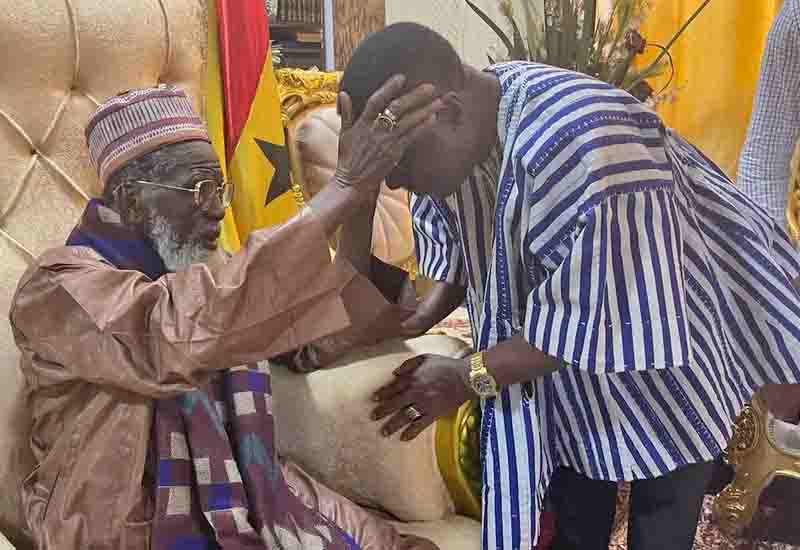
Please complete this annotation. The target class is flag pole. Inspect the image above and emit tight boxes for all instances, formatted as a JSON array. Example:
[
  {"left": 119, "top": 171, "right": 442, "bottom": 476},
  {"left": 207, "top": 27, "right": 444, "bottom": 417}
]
[{"left": 323, "top": 0, "right": 335, "bottom": 70}]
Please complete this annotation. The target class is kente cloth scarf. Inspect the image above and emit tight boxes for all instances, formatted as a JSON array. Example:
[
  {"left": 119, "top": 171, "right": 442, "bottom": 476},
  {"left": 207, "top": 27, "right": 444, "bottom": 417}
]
[{"left": 67, "top": 200, "right": 358, "bottom": 550}]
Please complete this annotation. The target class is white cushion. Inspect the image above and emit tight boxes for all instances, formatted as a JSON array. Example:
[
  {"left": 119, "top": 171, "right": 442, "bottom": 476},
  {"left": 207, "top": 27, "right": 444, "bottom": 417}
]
[
  {"left": 0, "top": 530, "right": 16, "bottom": 550},
  {"left": 393, "top": 515, "right": 482, "bottom": 550},
  {"left": 272, "top": 335, "right": 471, "bottom": 522}
]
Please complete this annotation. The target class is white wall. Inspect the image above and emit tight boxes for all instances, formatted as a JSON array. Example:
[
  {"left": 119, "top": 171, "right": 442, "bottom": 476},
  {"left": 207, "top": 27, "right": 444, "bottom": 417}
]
[{"left": 386, "top": 0, "right": 613, "bottom": 68}]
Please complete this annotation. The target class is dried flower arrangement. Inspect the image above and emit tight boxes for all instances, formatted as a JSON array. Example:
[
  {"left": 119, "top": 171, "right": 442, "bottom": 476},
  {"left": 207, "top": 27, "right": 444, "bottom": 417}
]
[{"left": 466, "top": 0, "right": 711, "bottom": 105}]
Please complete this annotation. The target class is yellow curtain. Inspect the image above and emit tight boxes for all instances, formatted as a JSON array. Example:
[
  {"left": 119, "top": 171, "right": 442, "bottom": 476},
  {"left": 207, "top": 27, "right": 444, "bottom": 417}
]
[{"left": 639, "top": 0, "right": 783, "bottom": 178}]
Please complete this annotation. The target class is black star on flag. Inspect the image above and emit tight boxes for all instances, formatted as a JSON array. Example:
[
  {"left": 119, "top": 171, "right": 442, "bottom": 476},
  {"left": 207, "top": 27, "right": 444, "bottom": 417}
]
[{"left": 255, "top": 137, "right": 291, "bottom": 207}]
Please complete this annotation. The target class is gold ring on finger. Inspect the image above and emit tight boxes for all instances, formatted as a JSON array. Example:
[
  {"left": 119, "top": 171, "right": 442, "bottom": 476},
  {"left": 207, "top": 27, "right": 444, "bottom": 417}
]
[
  {"left": 404, "top": 405, "right": 424, "bottom": 422},
  {"left": 376, "top": 108, "right": 400, "bottom": 132}
]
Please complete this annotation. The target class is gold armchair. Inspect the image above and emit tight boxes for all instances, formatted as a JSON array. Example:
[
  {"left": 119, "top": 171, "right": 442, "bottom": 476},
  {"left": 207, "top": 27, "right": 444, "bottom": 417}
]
[{"left": 713, "top": 144, "right": 800, "bottom": 535}]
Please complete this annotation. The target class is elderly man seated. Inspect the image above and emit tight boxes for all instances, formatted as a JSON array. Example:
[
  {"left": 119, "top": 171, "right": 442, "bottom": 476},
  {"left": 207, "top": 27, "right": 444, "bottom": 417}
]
[{"left": 9, "top": 85, "right": 442, "bottom": 550}]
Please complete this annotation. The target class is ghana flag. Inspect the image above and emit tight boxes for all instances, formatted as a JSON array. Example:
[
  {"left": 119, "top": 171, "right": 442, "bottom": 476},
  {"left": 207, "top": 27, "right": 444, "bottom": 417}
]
[{"left": 207, "top": 0, "right": 296, "bottom": 252}]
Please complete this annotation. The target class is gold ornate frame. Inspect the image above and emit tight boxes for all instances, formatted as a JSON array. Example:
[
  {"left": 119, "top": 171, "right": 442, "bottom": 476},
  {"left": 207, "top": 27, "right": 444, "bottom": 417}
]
[
  {"left": 714, "top": 395, "right": 800, "bottom": 534},
  {"left": 713, "top": 143, "right": 800, "bottom": 534},
  {"left": 276, "top": 68, "right": 341, "bottom": 130},
  {"left": 275, "top": 68, "right": 341, "bottom": 207}
]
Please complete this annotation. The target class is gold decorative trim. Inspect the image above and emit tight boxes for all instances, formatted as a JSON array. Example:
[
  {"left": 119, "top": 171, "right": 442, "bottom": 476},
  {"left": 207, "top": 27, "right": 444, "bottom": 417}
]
[
  {"left": 401, "top": 256, "right": 418, "bottom": 281},
  {"left": 714, "top": 394, "right": 800, "bottom": 534},
  {"left": 291, "top": 181, "right": 306, "bottom": 209},
  {"left": 275, "top": 68, "right": 341, "bottom": 125},
  {"left": 435, "top": 399, "right": 482, "bottom": 520},
  {"left": 723, "top": 404, "right": 760, "bottom": 467},
  {"left": 276, "top": 68, "right": 340, "bottom": 220}
]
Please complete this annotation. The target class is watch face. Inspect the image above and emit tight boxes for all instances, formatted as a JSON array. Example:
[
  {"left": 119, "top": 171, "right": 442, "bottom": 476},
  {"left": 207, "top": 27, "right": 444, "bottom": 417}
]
[{"left": 473, "top": 373, "right": 497, "bottom": 397}]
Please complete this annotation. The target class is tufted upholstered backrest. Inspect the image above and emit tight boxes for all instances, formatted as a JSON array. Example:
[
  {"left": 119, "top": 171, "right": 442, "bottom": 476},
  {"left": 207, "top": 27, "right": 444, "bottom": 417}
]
[{"left": 0, "top": 1, "right": 208, "bottom": 543}]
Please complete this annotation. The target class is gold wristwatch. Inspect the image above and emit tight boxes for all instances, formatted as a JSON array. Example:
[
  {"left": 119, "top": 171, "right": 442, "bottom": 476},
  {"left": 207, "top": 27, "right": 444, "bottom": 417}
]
[{"left": 468, "top": 352, "right": 498, "bottom": 398}]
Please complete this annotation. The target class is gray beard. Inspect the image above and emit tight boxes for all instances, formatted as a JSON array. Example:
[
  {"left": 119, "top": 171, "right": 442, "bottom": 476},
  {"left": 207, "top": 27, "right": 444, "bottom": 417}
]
[{"left": 146, "top": 215, "right": 210, "bottom": 271}]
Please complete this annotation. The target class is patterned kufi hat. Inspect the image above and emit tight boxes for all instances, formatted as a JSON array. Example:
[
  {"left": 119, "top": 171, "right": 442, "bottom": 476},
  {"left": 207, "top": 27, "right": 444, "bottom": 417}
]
[{"left": 85, "top": 85, "right": 210, "bottom": 186}]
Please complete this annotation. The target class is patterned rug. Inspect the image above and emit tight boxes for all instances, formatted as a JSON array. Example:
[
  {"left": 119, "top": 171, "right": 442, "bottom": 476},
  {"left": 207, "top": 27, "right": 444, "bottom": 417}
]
[{"left": 431, "top": 308, "right": 800, "bottom": 550}]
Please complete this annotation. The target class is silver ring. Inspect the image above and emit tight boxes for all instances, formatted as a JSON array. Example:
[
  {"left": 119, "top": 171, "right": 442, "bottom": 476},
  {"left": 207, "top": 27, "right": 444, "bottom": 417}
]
[
  {"left": 405, "top": 405, "right": 424, "bottom": 422},
  {"left": 376, "top": 108, "right": 399, "bottom": 132}
]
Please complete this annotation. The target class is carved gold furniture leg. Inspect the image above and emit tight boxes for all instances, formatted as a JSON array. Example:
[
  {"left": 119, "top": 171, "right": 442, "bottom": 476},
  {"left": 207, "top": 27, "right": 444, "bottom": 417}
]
[
  {"left": 713, "top": 394, "right": 800, "bottom": 535},
  {"left": 713, "top": 142, "right": 800, "bottom": 535}
]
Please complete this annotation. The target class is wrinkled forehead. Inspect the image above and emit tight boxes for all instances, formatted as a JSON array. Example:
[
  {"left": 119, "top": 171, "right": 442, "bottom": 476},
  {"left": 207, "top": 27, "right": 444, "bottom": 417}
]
[{"left": 142, "top": 141, "right": 222, "bottom": 182}]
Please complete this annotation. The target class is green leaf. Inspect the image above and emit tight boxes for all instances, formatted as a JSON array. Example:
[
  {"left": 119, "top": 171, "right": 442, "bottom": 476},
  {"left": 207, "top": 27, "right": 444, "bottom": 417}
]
[
  {"left": 465, "top": 0, "right": 515, "bottom": 58},
  {"left": 509, "top": 14, "right": 531, "bottom": 60},
  {"left": 544, "top": 3, "right": 561, "bottom": 67},
  {"left": 577, "top": 0, "right": 597, "bottom": 72},
  {"left": 522, "top": 0, "right": 546, "bottom": 62},
  {"left": 560, "top": 0, "right": 578, "bottom": 70}
]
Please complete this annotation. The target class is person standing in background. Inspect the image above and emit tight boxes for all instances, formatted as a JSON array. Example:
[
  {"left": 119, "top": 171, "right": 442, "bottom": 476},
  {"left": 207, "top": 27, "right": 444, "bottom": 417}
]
[{"left": 738, "top": 0, "right": 800, "bottom": 226}]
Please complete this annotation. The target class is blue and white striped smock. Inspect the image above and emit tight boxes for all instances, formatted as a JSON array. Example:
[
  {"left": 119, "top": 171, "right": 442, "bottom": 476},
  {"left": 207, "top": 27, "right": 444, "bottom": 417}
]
[{"left": 410, "top": 62, "right": 800, "bottom": 550}]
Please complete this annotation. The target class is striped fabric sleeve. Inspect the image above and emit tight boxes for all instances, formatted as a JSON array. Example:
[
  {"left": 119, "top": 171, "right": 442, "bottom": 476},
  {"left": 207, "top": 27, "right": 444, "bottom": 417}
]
[
  {"left": 409, "top": 192, "right": 467, "bottom": 285},
  {"left": 524, "top": 188, "right": 692, "bottom": 375}
]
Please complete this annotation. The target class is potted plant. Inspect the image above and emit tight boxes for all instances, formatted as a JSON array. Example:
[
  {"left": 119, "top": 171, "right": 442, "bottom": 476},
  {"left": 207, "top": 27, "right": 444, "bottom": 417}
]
[{"left": 465, "top": 0, "right": 711, "bottom": 104}]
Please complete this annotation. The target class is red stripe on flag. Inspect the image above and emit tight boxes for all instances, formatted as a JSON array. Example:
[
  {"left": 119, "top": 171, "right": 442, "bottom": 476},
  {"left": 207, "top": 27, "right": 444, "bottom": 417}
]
[{"left": 215, "top": 0, "right": 270, "bottom": 162}]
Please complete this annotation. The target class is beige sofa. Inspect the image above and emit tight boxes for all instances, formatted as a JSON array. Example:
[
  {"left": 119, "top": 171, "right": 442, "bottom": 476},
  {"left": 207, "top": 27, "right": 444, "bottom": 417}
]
[{"left": 0, "top": 1, "right": 480, "bottom": 548}]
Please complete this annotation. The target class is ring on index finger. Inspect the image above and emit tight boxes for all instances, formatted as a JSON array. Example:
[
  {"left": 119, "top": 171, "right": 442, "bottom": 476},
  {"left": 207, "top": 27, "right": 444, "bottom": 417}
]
[
  {"left": 404, "top": 405, "right": 424, "bottom": 422},
  {"left": 375, "top": 108, "right": 400, "bottom": 132}
]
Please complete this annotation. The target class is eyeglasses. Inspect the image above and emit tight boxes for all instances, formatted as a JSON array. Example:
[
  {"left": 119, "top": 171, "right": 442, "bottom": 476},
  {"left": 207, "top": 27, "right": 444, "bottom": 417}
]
[{"left": 131, "top": 179, "right": 235, "bottom": 209}]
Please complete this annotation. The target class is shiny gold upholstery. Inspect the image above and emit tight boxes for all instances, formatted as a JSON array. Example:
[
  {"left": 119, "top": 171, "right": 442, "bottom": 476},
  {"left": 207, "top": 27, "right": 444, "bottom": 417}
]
[{"left": 713, "top": 143, "right": 800, "bottom": 535}]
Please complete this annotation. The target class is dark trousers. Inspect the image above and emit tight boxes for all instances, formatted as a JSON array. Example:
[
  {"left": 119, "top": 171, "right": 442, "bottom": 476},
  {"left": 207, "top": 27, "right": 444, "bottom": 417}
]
[{"left": 548, "top": 462, "right": 715, "bottom": 550}]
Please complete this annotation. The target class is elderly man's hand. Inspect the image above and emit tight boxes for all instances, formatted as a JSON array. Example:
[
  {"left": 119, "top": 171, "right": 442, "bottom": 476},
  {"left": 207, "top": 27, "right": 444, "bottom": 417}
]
[
  {"left": 371, "top": 354, "right": 473, "bottom": 441},
  {"left": 335, "top": 75, "right": 443, "bottom": 194}
]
